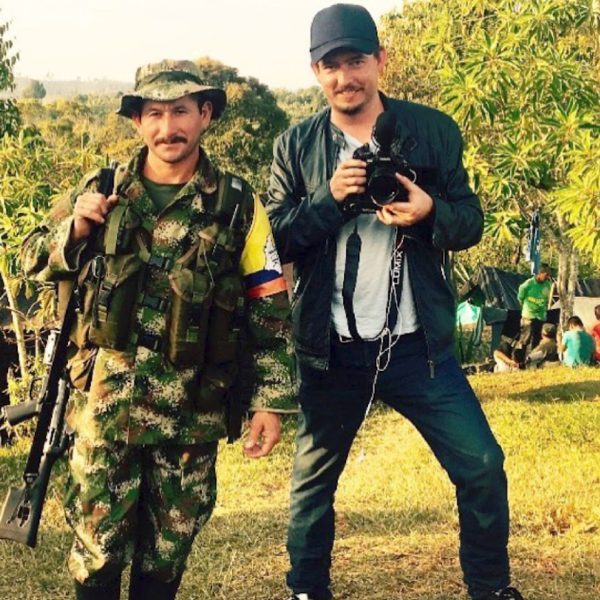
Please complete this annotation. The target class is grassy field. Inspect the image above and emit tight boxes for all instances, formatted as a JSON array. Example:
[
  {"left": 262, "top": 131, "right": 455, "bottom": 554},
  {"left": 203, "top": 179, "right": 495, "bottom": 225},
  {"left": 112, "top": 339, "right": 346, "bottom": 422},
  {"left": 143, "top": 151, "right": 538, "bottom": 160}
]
[{"left": 0, "top": 366, "right": 598, "bottom": 600}]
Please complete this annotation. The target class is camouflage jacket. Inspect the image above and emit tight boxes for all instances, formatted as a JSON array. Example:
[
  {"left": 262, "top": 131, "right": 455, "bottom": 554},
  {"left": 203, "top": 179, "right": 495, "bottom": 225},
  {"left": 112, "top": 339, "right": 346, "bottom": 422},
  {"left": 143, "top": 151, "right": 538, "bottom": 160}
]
[{"left": 22, "top": 148, "right": 296, "bottom": 445}]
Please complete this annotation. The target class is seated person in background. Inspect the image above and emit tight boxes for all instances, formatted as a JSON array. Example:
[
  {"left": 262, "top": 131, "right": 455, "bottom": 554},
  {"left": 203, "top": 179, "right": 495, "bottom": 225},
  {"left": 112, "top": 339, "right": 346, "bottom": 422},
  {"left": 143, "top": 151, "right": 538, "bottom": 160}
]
[
  {"left": 560, "top": 316, "right": 595, "bottom": 367},
  {"left": 526, "top": 323, "right": 559, "bottom": 368},
  {"left": 493, "top": 335, "right": 521, "bottom": 372},
  {"left": 588, "top": 304, "right": 600, "bottom": 364}
]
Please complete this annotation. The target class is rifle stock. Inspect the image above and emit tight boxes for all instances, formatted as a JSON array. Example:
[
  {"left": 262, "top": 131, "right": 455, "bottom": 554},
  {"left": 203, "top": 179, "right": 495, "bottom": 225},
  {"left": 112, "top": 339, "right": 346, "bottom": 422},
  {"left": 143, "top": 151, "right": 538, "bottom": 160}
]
[
  {"left": 0, "top": 476, "right": 49, "bottom": 547},
  {"left": 0, "top": 380, "right": 71, "bottom": 546},
  {"left": 0, "top": 378, "right": 68, "bottom": 546}
]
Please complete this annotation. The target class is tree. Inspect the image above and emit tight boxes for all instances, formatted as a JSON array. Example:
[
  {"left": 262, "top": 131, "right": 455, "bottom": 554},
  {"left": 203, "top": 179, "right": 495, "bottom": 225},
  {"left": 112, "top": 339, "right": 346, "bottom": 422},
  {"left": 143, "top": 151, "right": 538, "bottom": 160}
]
[
  {"left": 2, "top": 95, "right": 138, "bottom": 376},
  {"left": 19, "top": 60, "right": 290, "bottom": 194},
  {"left": 19, "top": 95, "right": 139, "bottom": 184},
  {"left": 274, "top": 86, "right": 327, "bottom": 126},
  {"left": 22, "top": 79, "right": 46, "bottom": 99},
  {"left": 380, "top": 0, "right": 600, "bottom": 324},
  {"left": 0, "top": 13, "right": 20, "bottom": 137},
  {"left": 0, "top": 127, "right": 60, "bottom": 373},
  {"left": 193, "top": 57, "right": 289, "bottom": 192},
  {"left": 380, "top": 2, "right": 441, "bottom": 107}
]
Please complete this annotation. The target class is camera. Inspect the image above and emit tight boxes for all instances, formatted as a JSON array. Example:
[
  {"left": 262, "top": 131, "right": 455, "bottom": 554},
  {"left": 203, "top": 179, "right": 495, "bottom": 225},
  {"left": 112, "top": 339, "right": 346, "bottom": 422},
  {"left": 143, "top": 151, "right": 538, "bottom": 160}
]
[{"left": 344, "top": 111, "right": 416, "bottom": 215}]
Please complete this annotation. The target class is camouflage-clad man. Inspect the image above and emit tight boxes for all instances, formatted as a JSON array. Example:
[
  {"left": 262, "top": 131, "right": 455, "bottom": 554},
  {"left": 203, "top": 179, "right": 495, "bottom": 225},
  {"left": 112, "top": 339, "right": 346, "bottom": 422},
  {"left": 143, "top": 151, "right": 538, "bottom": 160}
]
[{"left": 22, "top": 59, "right": 295, "bottom": 600}]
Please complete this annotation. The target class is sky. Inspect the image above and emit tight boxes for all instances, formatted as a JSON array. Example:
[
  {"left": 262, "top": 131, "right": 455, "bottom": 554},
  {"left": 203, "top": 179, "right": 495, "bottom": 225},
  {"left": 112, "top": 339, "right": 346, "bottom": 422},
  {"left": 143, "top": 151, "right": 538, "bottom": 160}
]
[{"left": 1, "top": 0, "right": 403, "bottom": 90}]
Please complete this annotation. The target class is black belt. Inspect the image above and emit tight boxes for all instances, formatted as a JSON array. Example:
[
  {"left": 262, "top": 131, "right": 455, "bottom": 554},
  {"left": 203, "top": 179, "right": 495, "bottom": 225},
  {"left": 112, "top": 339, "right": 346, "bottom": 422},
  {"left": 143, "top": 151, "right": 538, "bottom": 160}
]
[{"left": 334, "top": 328, "right": 423, "bottom": 345}]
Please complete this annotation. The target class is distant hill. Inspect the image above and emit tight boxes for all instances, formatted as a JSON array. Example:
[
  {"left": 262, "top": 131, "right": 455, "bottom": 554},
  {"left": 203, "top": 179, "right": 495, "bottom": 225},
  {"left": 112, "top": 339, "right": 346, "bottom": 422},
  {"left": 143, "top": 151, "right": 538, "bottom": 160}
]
[{"left": 3, "top": 77, "right": 133, "bottom": 100}]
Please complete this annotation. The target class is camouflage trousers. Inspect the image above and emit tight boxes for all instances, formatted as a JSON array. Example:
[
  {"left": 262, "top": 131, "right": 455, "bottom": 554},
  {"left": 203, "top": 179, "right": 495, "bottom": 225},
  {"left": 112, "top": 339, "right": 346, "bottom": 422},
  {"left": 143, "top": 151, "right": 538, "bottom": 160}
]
[{"left": 64, "top": 435, "right": 218, "bottom": 586}]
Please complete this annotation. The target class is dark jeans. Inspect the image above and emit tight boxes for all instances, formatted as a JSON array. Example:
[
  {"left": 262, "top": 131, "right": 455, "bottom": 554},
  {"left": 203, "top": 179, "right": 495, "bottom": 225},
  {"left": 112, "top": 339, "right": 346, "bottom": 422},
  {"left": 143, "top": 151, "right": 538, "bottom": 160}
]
[
  {"left": 287, "top": 332, "right": 510, "bottom": 600},
  {"left": 518, "top": 318, "right": 543, "bottom": 355}
]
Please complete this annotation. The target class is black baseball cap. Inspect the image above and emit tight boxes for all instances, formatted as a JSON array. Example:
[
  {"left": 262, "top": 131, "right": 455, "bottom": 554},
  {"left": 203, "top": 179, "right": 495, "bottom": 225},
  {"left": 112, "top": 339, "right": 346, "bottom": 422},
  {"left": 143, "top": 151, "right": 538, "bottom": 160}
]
[{"left": 310, "top": 4, "right": 380, "bottom": 64}]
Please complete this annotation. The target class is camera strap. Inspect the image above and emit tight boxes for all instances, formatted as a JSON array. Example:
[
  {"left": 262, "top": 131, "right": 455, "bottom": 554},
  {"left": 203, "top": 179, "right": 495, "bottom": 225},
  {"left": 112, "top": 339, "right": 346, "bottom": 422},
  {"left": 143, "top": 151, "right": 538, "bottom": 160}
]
[
  {"left": 386, "top": 231, "right": 405, "bottom": 335},
  {"left": 342, "top": 222, "right": 363, "bottom": 341},
  {"left": 342, "top": 224, "right": 405, "bottom": 342}
]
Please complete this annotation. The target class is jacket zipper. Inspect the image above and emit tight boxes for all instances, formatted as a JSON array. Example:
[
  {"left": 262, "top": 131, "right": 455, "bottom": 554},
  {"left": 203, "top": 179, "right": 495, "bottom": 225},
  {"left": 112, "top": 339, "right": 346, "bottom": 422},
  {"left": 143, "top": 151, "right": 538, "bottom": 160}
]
[{"left": 324, "top": 235, "right": 334, "bottom": 369}]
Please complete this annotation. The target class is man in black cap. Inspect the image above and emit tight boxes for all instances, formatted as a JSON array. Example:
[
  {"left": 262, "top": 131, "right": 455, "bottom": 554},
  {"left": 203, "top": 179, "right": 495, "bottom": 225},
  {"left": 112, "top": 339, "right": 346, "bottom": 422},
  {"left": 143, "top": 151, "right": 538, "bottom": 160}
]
[{"left": 266, "top": 4, "right": 524, "bottom": 600}]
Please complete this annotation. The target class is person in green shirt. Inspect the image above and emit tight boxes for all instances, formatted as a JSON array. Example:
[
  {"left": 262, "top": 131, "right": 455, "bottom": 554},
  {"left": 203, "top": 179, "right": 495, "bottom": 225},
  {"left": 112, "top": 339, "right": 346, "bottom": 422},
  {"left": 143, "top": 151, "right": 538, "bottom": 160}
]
[
  {"left": 517, "top": 264, "right": 552, "bottom": 353},
  {"left": 560, "top": 316, "right": 595, "bottom": 367}
]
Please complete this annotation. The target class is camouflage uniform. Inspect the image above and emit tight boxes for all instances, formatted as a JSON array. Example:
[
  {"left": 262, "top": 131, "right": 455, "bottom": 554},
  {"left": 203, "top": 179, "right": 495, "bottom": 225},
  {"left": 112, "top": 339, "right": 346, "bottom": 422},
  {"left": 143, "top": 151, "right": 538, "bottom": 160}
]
[
  {"left": 21, "top": 60, "right": 295, "bottom": 589},
  {"left": 64, "top": 438, "right": 218, "bottom": 584}
]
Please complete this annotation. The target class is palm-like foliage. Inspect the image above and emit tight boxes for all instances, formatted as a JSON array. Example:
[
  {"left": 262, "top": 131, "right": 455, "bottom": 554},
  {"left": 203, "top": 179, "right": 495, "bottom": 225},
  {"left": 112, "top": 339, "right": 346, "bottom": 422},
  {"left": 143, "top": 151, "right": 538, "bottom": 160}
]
[{"left": 381, "top": 0, "right": 600, "bottom": 266}]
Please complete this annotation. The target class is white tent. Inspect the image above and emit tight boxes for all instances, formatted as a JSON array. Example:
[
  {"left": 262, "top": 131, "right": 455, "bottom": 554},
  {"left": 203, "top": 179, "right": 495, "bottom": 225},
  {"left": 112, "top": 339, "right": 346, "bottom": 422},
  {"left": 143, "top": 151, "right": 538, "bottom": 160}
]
[{"left": 552, "top": 296, "right": 600, "bottom": 330}]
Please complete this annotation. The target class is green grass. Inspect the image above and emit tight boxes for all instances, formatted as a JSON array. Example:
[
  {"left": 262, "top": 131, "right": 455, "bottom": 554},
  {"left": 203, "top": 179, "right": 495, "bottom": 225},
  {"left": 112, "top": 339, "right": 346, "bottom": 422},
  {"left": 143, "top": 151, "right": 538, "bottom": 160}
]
[{"left": 1, "top": 366, "right": 599, "bottom": 599}]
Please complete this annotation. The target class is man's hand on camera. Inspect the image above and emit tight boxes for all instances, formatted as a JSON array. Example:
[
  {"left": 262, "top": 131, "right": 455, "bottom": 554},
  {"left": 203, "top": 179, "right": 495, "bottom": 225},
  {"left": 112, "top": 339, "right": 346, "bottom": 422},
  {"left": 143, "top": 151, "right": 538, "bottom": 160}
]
[
  {"left": 71, "top": 192, "right": 119, "bottom": 245},
  {"left": 329, "top": 159, "right": 367, "bottom": 203},
  {"left": 376, "top": 174, "right": 433, "bottom": 227}
]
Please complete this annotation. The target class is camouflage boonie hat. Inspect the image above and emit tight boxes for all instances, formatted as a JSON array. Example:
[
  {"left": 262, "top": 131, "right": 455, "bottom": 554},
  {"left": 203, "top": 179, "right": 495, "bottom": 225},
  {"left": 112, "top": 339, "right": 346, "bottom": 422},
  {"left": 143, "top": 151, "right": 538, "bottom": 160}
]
[{"left": 117, "top": 59, "right": 226, "bottom": 120}]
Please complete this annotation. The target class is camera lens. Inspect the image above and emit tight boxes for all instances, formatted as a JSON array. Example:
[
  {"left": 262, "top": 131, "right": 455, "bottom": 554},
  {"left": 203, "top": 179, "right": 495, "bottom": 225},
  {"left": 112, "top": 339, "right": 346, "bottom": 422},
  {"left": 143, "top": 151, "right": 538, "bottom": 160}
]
[{"left": 368, "top": 166, "right": 401, "bottom": 205}]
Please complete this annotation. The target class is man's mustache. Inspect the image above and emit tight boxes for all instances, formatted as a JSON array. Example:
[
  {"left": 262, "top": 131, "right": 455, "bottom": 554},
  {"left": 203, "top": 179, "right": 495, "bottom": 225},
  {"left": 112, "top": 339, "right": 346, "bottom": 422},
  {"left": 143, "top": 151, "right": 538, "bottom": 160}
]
[{"left": 156, "top": 135, "right": 188, "bottom": 145}]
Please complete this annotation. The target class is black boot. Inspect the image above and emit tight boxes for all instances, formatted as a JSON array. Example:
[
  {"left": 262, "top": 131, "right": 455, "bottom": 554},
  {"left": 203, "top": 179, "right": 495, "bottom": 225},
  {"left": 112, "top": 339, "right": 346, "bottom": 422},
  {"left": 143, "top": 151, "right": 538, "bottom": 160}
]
[
  {"left": 128, "top": 563, "right": 183, "bottom": 600},
  {"left": 74, "top": 575, "right": 121, "bottom": 600}
]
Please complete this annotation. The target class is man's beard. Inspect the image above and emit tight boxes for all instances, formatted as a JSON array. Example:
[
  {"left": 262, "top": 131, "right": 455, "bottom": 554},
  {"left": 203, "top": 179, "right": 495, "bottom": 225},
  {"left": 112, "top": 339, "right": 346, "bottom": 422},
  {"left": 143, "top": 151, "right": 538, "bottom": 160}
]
[
  {"left": 336, "top": 103, "right": 365, "bottom": 115},
  {"left": 333, "top": 87, "right": 367, "bottom": 115}
]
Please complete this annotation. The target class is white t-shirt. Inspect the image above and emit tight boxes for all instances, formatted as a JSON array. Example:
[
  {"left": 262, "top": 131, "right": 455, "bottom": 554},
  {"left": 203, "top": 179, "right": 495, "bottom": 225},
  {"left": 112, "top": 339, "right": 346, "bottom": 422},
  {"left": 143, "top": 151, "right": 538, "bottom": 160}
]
[{"left": 331, "top": 132, "right": 419, "bottom": 339}]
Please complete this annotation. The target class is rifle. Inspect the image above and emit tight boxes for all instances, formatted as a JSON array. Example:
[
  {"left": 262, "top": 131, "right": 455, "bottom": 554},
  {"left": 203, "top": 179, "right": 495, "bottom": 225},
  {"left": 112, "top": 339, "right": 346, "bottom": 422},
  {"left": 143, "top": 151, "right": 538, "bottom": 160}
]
[{"left": 0, "top": 163, "right": 117, "bottom": 547}]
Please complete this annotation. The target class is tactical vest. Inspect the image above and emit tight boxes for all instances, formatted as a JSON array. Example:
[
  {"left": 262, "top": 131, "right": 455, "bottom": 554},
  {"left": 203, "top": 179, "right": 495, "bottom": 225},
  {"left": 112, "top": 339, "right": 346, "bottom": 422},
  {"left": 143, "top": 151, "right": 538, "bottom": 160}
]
[{"left": 63, "top": 167, "right": 252, "bottom": 395}]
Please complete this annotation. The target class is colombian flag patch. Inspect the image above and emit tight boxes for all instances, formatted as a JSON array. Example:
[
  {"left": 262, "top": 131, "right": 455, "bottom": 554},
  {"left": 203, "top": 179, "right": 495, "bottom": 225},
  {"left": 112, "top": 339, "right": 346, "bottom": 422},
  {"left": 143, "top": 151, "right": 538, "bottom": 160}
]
[{"left": 241, "top": 197, "right": 288, "bottom": 299}]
